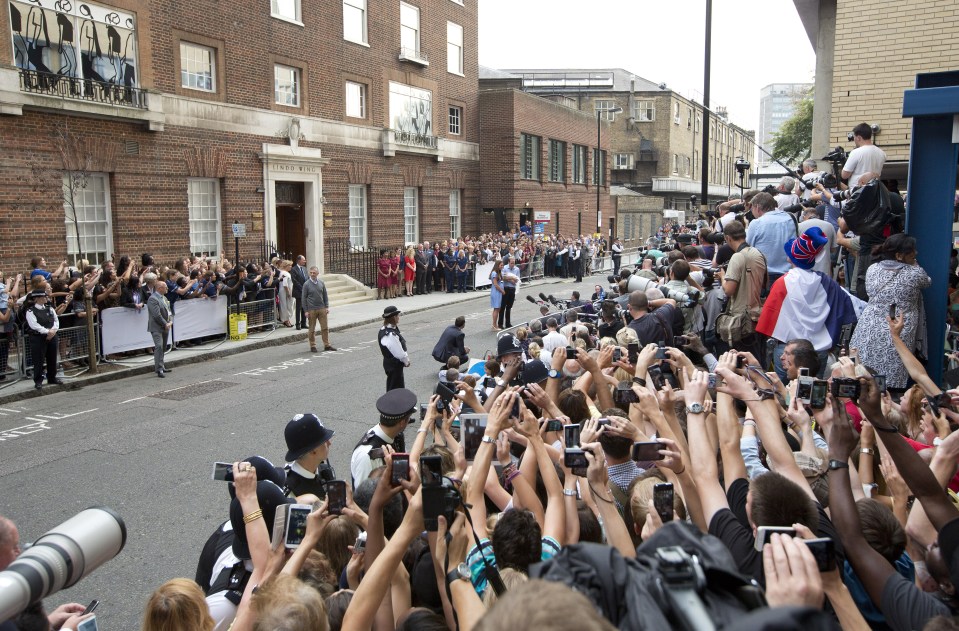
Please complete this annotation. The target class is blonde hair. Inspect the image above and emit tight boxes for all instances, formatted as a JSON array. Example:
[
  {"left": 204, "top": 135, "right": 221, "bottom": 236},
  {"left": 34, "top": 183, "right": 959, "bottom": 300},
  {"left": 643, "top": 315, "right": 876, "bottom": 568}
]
[
  {"left": 142, "top": 578, "right": 214, "bottom": 631},
  {"left": 481, "top": 567, "right": 528, "bottom": 607},
  {"left": 406, "top": 246, "right": 415, "bottom": 258},
  {"left": 527, "top": 342, "right": 541, "bottom": 360},
  {"left": 629, "top": 477, "right": 687, "bottom": 536},
  {"left": 253, "top": 575, "right": 329, "bottom": 631}
]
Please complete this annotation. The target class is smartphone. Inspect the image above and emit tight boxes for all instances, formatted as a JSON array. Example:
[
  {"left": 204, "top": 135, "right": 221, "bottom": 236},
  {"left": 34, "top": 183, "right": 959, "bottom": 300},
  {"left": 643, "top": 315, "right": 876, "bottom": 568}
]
[
  {"left": 511, "top": 396, "right": 521, "bottom": 419},
  {"left": 631, "top": 441, "right": 665, "bottom": 462},
  {"left": 420, "top": 403, "right": 429, "bottom": 421},
  {"left": 564, "top": 424, "right": 581, "bottom": 448},
  {"left": 628, "top": 342, "right": 640, "bottom": 364},
  {"left": 797, "top": 368, "right": 814, "bottom": 404},
  {"left": 809, "top": 380, "right": 828, "bottom": 410},
  {"left": 673, "top": 336, "right": 687, "bottom": 348},
  {"left": 805, "top": 537, "right": 837, "bottom": 572},
  {"left": 212, "top": 461, "right": 233, "bottom": 481},
  {"left": 655, "top": 343, "right": 667, "bottom": 360},
  {"left": 284, "top": 504, "right": 312, "bottom": 549},
  {"left": 614, "top": 381, "right": 639, "bottom": 406},
  {"left": 543, "top": 419, "right": 563, "bottom": 432},
  {"left": 889, "top": 303, "right": 898, "bottom": 320},
  {"left": 754, "top": 526, "right": 797, "bottom": 551},
  {"left": 77, "top": 616, "right": 98, "bottom": 631},
  {"left": 707, "top": 373, "right": 721, "bottom": 390},
  {"left": 462, "top": 414, "right": 489, "bottom": 461},
  {"left": 874, "top": 374, "right": 887, "bottom": 393},
  {"left": 82, "top": 600, "right": 99, "bottom": 616},
  {"left": 421, "top": 454, "right": 444, "bottom": 487},
  {"left": 354, "top": 531, "right": 367, "bottom": 552},
  {"left": 326, "top": 480, "right": 347, "bottom": 515},
  {"left": 390, "top": 453, "right": 410, "bottom": 486},
  {"left": 566, "top": 346, "right": 577, "bottom": 360},
  {"left": 613, "top": 347, "right": 622, "bottom": 362},
  {"left": 735, "top": 355, "right": 745, "bottom": 369},
  {"left": 564, "top": 448, "right": 590, "bottom": 475},
  {"left": 483, "top": 376, "right": 496, "bottom": 389},
  {"left": 435, "top": 381, "right": 457, "bottom": 405},
  {"left": 653, "top": 483, "right": 674, "bottom": 523},
  {"left": 596, "top": 418, "right": 611, "bottom": 427}
]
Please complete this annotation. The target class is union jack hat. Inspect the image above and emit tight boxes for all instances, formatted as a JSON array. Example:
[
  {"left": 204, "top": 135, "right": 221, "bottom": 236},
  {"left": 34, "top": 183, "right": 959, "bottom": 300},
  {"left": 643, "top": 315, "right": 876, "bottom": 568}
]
[{"left": 784, "top": 226, "right": 828, "bottom": 270}]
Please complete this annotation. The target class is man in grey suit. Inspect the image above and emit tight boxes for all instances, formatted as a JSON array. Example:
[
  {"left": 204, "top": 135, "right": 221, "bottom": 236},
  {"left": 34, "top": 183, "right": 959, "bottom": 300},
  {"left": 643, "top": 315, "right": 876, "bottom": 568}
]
[
  {"left": 291, "top": 255, "right": 308, "bottom": 329},
  {"left": 302, "top": 266, "right": 335, "bottom": 353},
  {"left": 147, "top": 280, "right": 173, "bottom": 377}
]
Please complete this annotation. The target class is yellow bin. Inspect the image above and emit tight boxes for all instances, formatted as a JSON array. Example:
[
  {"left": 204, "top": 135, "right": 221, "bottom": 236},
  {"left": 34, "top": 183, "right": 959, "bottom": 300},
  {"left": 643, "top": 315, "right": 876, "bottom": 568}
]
[{"left": 229, "top": 312, "right": 248, "bottom": 341}]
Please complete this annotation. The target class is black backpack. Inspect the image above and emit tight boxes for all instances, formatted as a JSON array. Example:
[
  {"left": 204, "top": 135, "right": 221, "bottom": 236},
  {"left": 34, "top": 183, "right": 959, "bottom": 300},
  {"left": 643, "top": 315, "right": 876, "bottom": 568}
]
[
  {"left": 840, "top": 179, "right": 893, "bottom": 237},
  {"left": 530, "top": 521, "right": 839, "bottom": 630}
]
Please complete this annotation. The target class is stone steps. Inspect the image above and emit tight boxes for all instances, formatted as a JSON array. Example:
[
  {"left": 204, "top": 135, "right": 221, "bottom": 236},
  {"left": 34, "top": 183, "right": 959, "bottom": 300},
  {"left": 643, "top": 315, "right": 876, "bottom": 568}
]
[{"left": 320, "top": 274, "right": 375, "bottom": 307}]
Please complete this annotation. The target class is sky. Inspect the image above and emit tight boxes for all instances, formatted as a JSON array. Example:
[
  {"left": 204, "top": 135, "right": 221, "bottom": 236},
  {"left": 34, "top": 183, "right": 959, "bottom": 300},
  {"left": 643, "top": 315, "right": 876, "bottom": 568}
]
[{"left": 477, "top": 0, "right": 817, "bottom": 138}]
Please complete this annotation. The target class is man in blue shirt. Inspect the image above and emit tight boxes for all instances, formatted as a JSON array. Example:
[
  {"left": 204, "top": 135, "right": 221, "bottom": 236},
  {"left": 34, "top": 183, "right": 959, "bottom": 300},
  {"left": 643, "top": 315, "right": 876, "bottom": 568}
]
[
  {"left": 499, "top": 256, "right": 521, "bottom": 329},
  {"left": 745, "top": 192, "right": 797, "bottom": 289}
]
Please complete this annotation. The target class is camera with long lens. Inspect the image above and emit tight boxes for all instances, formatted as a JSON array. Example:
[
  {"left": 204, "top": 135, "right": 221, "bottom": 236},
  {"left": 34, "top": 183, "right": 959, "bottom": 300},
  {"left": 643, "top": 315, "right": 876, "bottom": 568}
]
[
  {"left": 423, "top": 479, "right": 461, "bottom": 532},
  {"left": 0, "top": 507, "right": 126, "bottom": 621},
  {"left": 822, "top": 147, "right": 848, "bottom": 167}
]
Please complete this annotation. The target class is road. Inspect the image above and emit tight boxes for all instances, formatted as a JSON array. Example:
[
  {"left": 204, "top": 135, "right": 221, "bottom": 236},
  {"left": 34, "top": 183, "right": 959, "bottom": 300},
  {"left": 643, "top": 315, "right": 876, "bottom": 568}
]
[{"left": 0, "top": 277, "right": 600, "bottom": 628}]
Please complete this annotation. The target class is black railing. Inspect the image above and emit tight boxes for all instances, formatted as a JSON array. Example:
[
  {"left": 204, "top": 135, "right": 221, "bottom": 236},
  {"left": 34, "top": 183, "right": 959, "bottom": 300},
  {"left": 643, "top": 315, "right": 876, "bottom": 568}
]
[
  {"left": 325, "top": 239, "right": 400, "bottom": 288},
  {"left": 19, "top": 69, "right": 148, "bottom": 109}
]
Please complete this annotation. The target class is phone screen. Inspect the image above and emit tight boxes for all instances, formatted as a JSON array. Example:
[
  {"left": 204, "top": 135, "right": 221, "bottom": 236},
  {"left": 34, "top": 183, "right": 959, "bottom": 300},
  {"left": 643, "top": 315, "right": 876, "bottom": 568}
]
[
  {"left": 631, "top": 441, "right": 665, "bottom": 462},
  {"left": 391, "top": 454, "right": 410, "bottom": 486},
  {"left": 544, "top": 419, "right": 563, "bottom": 432},
  {"left": 796, "top": 378, "right": 814, "bottom": 402},
  {"left": 655, "top": 344, "right": 667, "bottom": 360},
  {"left": 212, "top": 462, "right": 232, "bottom": 481},
  {"left": 285, "top": 505, "right": 311, "bottom": 548},
  {"left": 810, "top": 380, "right": 828, "bottom": 410},
  {"left": 875, "top": 375, "right": 887, "bottom": 393},
  {"left": 326, "top": 481, "right": 347, "bottom": 515},
  {"left": 77, "top": 616, "right": 98, "bottom": 631},
  {"left": 421, "top": 455, "right": 444, "bottom": 487},
  {"left": 462, "top": 414, "right": 489, "bottom": 461},
  {"left": 82, "top": 600, "right": 99, "bottom": 616},
  {"left": 805, "top": 538, "right": 837, "bottom": 572},
  {"left": 627, "top": 343, "right": 639, "bottom": 364},
  {"left": 564, "top": 424, "right": 581, "bottom": 448},
  {"left": 653, "top": 483, "right": 674, "bottom": 523},
  {"left": 564, "top": 448, "right": 589, "bottom": 471}
]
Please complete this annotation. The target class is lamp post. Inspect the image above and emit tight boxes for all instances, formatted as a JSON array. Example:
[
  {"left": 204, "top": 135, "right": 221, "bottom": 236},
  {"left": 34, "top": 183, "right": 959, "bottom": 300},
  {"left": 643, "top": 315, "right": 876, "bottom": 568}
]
[{"left": 597, "top": 105, "right": 622, "bottom": 236}]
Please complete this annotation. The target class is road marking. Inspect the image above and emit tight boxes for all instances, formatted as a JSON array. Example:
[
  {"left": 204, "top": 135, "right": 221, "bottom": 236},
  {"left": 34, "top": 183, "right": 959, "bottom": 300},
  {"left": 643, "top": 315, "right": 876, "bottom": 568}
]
[
  {"left": 118, "top": 378, "right": 223, "bottom": 404},
  {"left": 0, "top": 408, "right": 98, "bottom": 442},
  {"left": 234, "top": 343, "right": 373, "bottom": 376}
]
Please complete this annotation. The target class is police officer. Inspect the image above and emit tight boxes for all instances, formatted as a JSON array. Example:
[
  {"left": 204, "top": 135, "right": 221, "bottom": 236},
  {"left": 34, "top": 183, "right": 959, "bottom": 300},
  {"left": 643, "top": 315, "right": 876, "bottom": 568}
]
[
  {"left": 25, "top": 289, "right": 62, "bottom": 390},
  {"left": 379, "top": 305, "right": 409, "bottom": 391},
  {"left": 283, "top": 413, "right": 335, "bottom": 498},
  {"left": 349, "top": 388, "right": 415, "bottom": 487}
]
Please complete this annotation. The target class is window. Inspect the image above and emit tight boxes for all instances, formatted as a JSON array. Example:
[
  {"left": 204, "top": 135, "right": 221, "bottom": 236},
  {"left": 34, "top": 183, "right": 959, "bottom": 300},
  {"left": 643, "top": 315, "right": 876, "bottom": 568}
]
[
  {"left": 447, "top": 22, "right": 463, "bottom": 74},
  {"left": 63, "top": 173, "right": 112, "bottom": 266},
  {"left": 631, "top": 100, "right": 654, "bottom": 121},
  {"left": 548, "top": 139, "right": 566, "bottom": 182},
  {"left": 187, "top": 179, "right": 221, "bottom": 257},
  {"left": 343, "top": 0, "right": 368, "bottom": 44},
  {"left": 592, "top": 149, "right": 606, "bottom": 186},
  {"left": 687, "top": 107, "right": 693, "bottom": 129},
  {"left": 615, "top": 153, "right": 633, "bottom": 169},
  {"left": 695, "top": 114, "right": 701, "bottom": 132},
  {"left": 572, "top": 145, "right": 587, "bottom": 184},
  {"left": 348, "top": 185, "right": 367, "bottom": 249},
  {"left": 346, "top": 81, "right": 366, "bottom": 118},
  {"left": 10, "top": 0, "right": 139, "bottom": 92},
  {"left": 271, "top": 0, "right": 301, "bottom": 22},
  {"left": 400, "top": 2, "right": 420, "bottom": 57},
  {"left": 448, "top": 106, "right": 461, "bottom": 135},
  {"left": 389, "top": 82, "right": 433, "bottom": 134},
  {"left": 403, "top": 187, "right": 419, "bottom": 245},
  {"left": 674, "top": 102, "right": 681, "bottom": 124},
  {"left": 595, "top": 99, "right": 618, "bottom": 121},
  {"left": 449, "top": 190, "right": 461, "bottom": 239},
  {"left": 685, "top": 156, "right": 691, "bottom": 176},
  {"left": 672, "top": 154, "right": 679, "bottom": 174},
  {"left": 519, "top": 133, "right": 541, "bottom": 180},
  {"left": 180, "top": 42, "right": 215, "bottom": 91},
  {"left": 274, "top": 64, "right": 300, "bottom": 106}
]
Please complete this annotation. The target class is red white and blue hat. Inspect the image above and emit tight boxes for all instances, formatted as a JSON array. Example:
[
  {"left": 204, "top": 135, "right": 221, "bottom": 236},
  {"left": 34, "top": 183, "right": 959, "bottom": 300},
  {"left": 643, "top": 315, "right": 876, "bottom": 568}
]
[{"left": 784, "top": 227, "right": 828, "bottom": 270}]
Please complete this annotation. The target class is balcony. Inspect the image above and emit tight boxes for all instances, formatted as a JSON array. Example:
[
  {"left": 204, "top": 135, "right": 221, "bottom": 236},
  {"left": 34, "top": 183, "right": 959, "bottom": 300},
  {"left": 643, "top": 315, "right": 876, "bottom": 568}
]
[
  {"left": 19, "top": 69, "right": 148, "bottom": 109},
  {"left": 397, "top": 47, "right": 429, "bottom": 67},
  {"left": 651, "top": 177, "right": 730, "bottom": 197}
]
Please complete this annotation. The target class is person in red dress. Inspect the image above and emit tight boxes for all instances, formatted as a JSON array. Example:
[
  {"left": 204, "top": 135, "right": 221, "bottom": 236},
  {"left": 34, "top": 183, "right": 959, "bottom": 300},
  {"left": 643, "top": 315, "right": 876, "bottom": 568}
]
[
  {"left": 404, "top": 246, "right": 416, "bottom": 297},
  {"left": 376, "top": 250, "right": 391, "bottom": 300}
]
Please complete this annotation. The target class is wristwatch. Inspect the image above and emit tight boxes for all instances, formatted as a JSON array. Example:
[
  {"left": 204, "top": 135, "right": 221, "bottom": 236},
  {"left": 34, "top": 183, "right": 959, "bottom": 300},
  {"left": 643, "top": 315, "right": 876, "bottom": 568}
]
[
  {"left": 632, "top": 376, "right": 647, "bottom": 387},
  {"left": 548, "top": 369, "right": 562, "bottom": 380},
  {"left": 685, "top": 403, "right": 705, "bottom": 415},
  {"left": 481, "top": 435, "right": 496, "bottom": 444},
  {"left": 495, "top": 377, "right": 507, "bottom": 388},
  {"left": 828, "top": 459, "right": 850, "bottom": 471},
  {"left": 446, "top": 562, "right": 472, "bottom": 585}
]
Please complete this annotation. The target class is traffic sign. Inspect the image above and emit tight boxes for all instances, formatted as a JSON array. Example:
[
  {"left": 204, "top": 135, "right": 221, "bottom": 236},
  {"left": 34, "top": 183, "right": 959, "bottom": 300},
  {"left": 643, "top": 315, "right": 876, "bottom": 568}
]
[{"left": 231, "top": 223, "right": 247, "bottom": 238}]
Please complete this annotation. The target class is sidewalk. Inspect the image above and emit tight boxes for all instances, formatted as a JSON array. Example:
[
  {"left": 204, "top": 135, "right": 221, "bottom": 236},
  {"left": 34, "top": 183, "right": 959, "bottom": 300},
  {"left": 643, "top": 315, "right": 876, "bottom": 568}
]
[{"left": 0, "top": 276, "right": 577, "bottom": 404}]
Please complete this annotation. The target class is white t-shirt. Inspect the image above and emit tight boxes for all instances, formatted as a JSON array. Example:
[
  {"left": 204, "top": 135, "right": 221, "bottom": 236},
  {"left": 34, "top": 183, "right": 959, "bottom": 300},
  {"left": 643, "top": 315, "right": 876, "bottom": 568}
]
[
  {"left": 844, "top": 144, "right": 886, "bottom": 187},
  {"left": 541, "top": 330, "right": 567, "bottom": 355}
]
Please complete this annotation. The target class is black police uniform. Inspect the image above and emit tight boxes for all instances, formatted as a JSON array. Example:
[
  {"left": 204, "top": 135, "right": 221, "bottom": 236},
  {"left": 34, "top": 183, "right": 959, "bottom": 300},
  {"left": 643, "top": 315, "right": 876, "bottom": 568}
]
[
  {"left": 379, "top": 324, "right": 407, "bottom": 391},
  {"left": 26, "top": 302, "right": 59, "bottom": 386}
]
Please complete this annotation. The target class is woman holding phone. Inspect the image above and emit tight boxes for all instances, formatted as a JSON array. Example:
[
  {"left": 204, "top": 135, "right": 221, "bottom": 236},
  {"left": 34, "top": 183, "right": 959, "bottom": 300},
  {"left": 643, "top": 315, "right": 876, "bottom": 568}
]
[{"left": 489, "top": 259, "right": 505, "bottom": 331}]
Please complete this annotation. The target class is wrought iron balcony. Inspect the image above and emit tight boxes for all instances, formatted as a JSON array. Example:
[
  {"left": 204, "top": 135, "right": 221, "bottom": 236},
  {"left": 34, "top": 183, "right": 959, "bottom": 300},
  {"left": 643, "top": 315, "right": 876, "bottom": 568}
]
[
  {"left": 397, "top": 47, "right": 429, "bottom": 67},
  {"left": 18, "top": 69, "right": 148, "bottom": 110}
]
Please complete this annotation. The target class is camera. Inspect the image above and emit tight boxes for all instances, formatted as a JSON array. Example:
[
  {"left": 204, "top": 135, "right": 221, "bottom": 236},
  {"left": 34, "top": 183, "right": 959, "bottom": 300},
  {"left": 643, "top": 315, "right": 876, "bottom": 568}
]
[
  {"left": 0, "top": 508, "right": 126, "bottom": 622},
  {"left": 613, "top": 381, "right": 639, "bottom": 406},
  {"left": 822, "top": 146, "right": 848, "bottom": 167},
  {"left": 831, "top": 377, "right": 861, "bottom": 399},
  {"left": 423, "top": 478, "right": 462, "bottom": 532}
]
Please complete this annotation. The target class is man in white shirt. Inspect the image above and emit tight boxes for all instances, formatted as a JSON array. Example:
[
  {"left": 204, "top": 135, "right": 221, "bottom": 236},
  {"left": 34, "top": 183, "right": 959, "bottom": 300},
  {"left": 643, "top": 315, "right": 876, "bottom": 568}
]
[
  {"left": 541, "top": 317, "right": 567, "bottom": 355},
  {"left": 842, "top": 123, "right": 886, "bottom": 187},
  {"left": 774, "top": 176, "right": 801, "bottom": 210}
]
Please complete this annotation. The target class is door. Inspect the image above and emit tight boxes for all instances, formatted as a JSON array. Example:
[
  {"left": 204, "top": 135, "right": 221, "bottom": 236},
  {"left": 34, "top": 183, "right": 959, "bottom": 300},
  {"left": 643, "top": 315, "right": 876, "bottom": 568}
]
[{"left": 275, "top": 182, "right": 306, "bottom": 259}]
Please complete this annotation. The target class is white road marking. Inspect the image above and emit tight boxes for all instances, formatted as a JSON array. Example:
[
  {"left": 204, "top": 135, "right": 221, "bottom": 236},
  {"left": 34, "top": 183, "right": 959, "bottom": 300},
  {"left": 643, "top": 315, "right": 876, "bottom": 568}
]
[{"left": 0, "top": 408, "right": 98, "bottom": 442}]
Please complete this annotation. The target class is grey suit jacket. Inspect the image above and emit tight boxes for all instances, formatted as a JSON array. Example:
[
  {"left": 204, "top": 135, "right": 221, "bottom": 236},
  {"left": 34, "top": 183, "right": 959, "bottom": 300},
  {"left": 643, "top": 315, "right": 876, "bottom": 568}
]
[{"left": 147, "top": 292, "right": 171, "bottom": 334}]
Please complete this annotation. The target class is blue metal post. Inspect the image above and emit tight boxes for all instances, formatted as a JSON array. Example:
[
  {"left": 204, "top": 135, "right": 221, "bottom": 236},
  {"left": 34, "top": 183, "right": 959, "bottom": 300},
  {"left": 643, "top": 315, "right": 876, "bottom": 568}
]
[{"left": 902, "top": 71, "right": 959, "bottom": 386}]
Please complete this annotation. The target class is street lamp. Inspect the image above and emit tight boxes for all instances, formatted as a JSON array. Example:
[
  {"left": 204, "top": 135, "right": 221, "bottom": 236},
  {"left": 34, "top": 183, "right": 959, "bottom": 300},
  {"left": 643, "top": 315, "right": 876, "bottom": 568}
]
[{"left": 597, "top": 105, "right": 622, "bottom": 235}]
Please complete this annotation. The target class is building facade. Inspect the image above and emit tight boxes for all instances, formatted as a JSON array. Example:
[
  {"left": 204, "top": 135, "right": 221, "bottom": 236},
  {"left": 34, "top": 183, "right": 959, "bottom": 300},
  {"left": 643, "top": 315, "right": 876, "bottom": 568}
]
[
  {"left": 757, "top": 82, "right": 812, "bottom": 166},
  {"left": 0, "top": 0, "right": 480, "bottom": 273},
  {"left": 498, "top": 68, "right": 756, "bottom": 212},
  {"left": 478, "top": 69, "right": 612, "bottom": 238}
]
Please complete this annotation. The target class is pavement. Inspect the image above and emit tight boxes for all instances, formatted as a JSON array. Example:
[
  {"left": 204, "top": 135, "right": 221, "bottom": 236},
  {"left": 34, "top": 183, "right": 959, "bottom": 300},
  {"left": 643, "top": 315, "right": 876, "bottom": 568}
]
[
  {"left": 0, "top": 275, "right": 579, "bottom": 405},
  {"left": 0, "top": 273, "right": 607, "bottom": 628}
]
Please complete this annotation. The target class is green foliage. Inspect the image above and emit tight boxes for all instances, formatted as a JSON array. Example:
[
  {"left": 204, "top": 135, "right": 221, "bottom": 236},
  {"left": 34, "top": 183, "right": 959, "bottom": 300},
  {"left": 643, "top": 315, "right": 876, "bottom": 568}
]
[{"left": 772, "top": 90, "right": 814, "bottom": 167}]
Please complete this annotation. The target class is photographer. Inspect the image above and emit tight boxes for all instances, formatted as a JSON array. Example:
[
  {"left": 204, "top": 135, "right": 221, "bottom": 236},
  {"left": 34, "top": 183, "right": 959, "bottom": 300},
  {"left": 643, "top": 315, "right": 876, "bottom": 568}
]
[
  {"left": 774, "top": 176, "right": 801, "bottom": 210},
  {"left": 842, "top": 123, "right": 886, "bottom": 188},
  {"left": 715, "top": 220, "right": 766, "bottom": 359},
  {"left": 745, "top": 192, "right": 797, "bottom": 288},
  {"left": 799, "top": 159, "right": 824, "bottom": 201}
]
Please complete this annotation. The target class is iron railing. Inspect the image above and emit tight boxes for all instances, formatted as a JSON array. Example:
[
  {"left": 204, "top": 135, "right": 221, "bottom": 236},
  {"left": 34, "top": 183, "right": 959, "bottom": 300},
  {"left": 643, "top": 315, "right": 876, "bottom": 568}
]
[
  {"left": 325, "top": 240, "right": 401, "bottom": 288},
  {"left": 19, "top": 69, "right": 148, "bottom": 109}
]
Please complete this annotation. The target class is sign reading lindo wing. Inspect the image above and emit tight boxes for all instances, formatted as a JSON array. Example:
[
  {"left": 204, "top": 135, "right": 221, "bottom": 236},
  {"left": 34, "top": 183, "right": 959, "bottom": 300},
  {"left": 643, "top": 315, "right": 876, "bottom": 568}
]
[{"left": 392, "top": 130, "right": 438, "bottom": 149}]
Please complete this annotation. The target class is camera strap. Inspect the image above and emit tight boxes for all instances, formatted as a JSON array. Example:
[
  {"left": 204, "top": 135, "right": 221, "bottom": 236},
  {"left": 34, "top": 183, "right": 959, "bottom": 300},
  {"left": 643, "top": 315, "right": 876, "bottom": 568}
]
[{"left": 457, "top": 490, "right": 506, "bottom": 597}]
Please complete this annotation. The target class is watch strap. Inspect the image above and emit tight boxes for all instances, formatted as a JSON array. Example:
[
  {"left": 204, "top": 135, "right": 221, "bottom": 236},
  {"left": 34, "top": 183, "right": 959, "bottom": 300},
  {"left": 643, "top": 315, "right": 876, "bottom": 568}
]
[
  {"left": 828, "top": 459, "right": 850, "bottom": 471},
  {"left": 632, "top": 376, "right": 647, "bottom": 387},
  {"left": 481, "top": 435, "right": 496, "bottom": 444},
  {"left": 446, "top": 570, "right": 463, "bottom": 586}
]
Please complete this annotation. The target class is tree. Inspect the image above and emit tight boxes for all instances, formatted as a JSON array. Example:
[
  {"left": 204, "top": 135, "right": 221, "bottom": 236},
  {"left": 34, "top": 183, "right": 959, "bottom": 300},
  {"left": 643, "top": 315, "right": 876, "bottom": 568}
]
[{"left": 772, "top": 88, "right": 814, "bottom": 167}]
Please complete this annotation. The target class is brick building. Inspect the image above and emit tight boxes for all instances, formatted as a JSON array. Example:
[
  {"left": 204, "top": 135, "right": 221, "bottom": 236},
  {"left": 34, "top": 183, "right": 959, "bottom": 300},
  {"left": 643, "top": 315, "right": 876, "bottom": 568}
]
[
  {"left": 497, "top": 68, "right": 756, "bottom": 213},
  {"left": 478, "top": 67, "right": 612, "bottom": 238},
  {"left": 0, "top": 0, "right": 480, "bottom": 273}
]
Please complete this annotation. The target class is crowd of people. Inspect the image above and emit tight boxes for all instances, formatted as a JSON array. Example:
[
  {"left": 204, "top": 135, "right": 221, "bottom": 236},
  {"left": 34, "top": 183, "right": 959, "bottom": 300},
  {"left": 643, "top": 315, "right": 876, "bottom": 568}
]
[{"left": 6, "top": 121, "right": 959, "bottom": 631}]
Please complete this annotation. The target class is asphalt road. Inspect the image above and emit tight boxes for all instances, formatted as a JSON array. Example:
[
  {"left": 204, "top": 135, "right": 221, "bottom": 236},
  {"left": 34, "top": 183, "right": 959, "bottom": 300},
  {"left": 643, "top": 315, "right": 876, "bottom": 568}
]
[{"left": 0, "top": 276, "right": 601, "bottom": 628}]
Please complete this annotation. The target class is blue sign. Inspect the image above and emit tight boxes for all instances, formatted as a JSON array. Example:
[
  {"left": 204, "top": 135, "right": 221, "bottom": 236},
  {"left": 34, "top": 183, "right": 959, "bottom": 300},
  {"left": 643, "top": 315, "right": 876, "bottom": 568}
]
[{"left": 534, "top": 223, "right": 545, "bottom": 234}]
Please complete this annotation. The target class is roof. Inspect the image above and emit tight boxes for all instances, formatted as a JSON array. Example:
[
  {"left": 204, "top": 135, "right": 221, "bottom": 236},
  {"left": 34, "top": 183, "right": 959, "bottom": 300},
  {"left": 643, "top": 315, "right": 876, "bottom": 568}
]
[
  {"left": 479, "top": 66, "right": 520, "bottom": 80},
  {"left": 610, "top": 186, "right": 645, "bottom": 197},
  {"left": 499, "top": 68, "right": 665, "bottom": 93}
]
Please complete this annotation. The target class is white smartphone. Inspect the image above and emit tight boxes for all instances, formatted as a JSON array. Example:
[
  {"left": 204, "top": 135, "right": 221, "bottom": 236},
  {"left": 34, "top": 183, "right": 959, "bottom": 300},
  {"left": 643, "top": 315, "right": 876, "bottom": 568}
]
[
  {"left": 77, "top": 615, "right": 99, "bottom": 631},
  {"left": 754, "top": 526, "right": 797, "bottom": 551}
]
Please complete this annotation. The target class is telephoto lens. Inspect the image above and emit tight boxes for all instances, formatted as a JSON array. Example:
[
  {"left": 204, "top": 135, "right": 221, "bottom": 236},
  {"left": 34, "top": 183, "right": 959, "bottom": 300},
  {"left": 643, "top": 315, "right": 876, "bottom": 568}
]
[{"left": 0, "top": 507, "right": 126, "bottom": 622}]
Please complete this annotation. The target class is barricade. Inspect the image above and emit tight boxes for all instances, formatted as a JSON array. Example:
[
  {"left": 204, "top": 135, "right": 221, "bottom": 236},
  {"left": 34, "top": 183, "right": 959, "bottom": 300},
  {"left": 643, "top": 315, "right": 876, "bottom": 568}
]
[
  {"left": 0, "top": 332, "right": 22, "bottom": 386},
  {"left": 230, "top": 289, "right": 276, "bottom": 335},
  {"left": 472, "top": 261, "right": 495, "bottom": 290},
  {"left": 101, "top": 306, "right": 156, "bottom": 356},
  {"left": 172, "top": 297, "right": 229, "bottom": 346},
  {"left": 21, "top": 319, "right": 99, "bottom": 376}
]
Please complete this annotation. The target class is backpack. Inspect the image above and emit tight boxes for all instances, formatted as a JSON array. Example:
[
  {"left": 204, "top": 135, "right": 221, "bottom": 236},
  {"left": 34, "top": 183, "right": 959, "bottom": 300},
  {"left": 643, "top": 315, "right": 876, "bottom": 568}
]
[
  {"left": 840, "top": 179, "right": 893, "bottom": 237},
  {"left": 714, "top": 247, "right": 764, "bottom": 344}
]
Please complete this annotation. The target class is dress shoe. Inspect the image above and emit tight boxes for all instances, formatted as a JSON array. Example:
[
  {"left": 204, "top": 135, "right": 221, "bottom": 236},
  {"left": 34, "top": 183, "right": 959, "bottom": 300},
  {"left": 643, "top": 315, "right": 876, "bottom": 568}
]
[
  {"left": 49, "top": 379, "right": 64, "bottom": 385},
  {"left": 157, "top": 371, "right": 165, "bottom": 378},
  {"left": 162, "top": 367, "right": 172, "bottom": 373},
  {"left": 296, "top": 325, "right": 302, "bottom": 330},
  {"left": 34, "top": 383, "right": 42, "bottom": 390},
  {"left": 324, "top": 345, "right": 337, "bottom": 352},
  {"left": 310, "top": 347, "right": 318, "bottom": 353}
]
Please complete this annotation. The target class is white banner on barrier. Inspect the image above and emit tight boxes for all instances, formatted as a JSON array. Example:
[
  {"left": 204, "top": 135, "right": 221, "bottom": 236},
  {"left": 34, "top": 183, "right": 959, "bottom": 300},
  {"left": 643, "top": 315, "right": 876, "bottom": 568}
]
[
  {"left": 101, "top": 306, "right": 154, "bottom": 355},
  {"left": 473, "top": 261, "right": 495, "bottom": 289},
  {"left": 173, "top": 297, "right": 229, "bottom": 342}
]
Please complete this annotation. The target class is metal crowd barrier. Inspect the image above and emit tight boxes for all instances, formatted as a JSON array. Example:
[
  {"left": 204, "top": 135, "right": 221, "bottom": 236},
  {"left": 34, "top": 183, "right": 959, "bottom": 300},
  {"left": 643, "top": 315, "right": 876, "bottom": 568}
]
[
  {"left": 229, "top": 289, "right": 277, "bottom": 334},
  {"left": 21, "top": 320, "right": 100, "bottom": 377},
  {"left": 0, "top": 332, "right": 22, "bottom": 388}
]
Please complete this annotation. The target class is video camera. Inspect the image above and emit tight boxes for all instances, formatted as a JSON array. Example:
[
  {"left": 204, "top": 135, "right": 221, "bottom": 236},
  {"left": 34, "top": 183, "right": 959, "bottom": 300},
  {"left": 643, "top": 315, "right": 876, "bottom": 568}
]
[{"left": 822, "top": 146, "right": 848, "bottom": 168}]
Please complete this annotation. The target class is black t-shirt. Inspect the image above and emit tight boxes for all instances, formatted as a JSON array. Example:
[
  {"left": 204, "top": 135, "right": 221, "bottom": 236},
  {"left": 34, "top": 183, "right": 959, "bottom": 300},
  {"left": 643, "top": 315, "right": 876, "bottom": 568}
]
[
  {"left": 598, "top": 319, "right": 624, "bottom": 341},
  {"left": 939, "top": 517, "right": 959, "bottom": 589},
  {"left": 881, "top": 571, "right": 952, "bottom": 631},
  {"left": 627, "top": 304, "right": 675, "bottom": 346}
]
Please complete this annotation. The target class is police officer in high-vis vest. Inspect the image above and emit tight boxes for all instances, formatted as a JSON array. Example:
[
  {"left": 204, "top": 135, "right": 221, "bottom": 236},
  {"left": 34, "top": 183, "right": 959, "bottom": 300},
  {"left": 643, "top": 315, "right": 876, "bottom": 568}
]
[
  {"left": 378, "top": 305, "right": 409, "bottom": 392},
  {"left": 25, "top": 289, "right": 62, "bottom": 390},
  {"left": 349, "top": 388, "right": 415, "bottom": 488}
]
